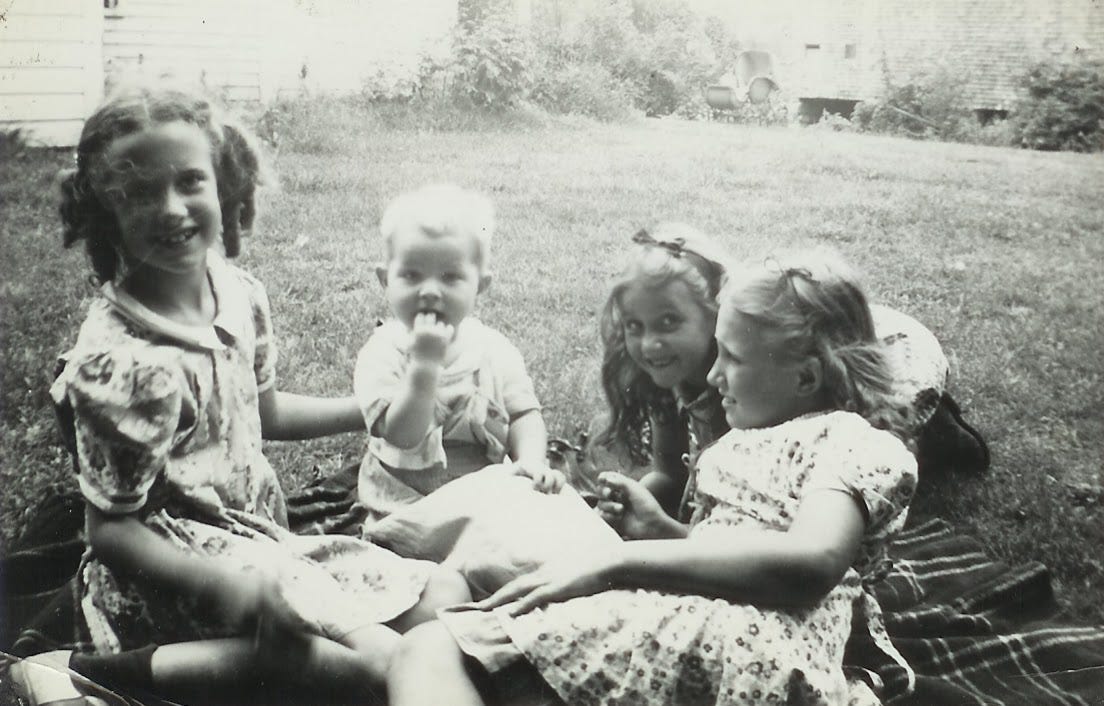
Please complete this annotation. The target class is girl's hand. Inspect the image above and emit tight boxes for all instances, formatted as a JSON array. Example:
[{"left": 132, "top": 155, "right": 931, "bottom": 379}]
[
  {"left": 597, "top": 472, "right": 685, "bottom": 540},
  {"left": 409, "top": 312, "right": 454, "bottom": 365},
  {"left": 474, "top": 549, "right": 622, "bottom": 616},
  {"left": 512, "top": 459, "right": 566, "bottom": 494}
]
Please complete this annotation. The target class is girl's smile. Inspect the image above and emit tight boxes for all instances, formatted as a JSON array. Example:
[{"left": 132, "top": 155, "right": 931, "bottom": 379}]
[
  {"left": 619, "top": 278, "right": 715, "bottom": 392},
  {"left": 101, "top": 121, "right": 222, "bottom": 281}
]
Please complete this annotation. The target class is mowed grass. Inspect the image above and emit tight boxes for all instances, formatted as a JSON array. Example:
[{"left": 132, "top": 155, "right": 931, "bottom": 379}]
[{"left": 2, "top": 99, "right": 1102, "bottom": 622}]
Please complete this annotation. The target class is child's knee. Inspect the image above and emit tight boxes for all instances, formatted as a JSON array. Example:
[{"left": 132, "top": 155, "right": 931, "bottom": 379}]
[
  {"left": 391, "top": 621, "right": 461, "bottom": 675},
  {"left": 388, "top": 566, "right": 471, "bottom": 634},
  {"left": 424, "top": 565, "right": 472, "bottom": 608}
]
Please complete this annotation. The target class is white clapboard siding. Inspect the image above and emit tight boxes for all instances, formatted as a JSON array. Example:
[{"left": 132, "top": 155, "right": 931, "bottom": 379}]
[
  {"left": 0, "top": 0, "right": 103, "bottom": 146},
  {"left": 102, "top": 0, "right": 265, "bottom": 104},
  {"left": 0, "top": 68, "right": 89, "bottom": 94},
  {"left": 0, "top": 0, "right": 463, "bottom": 145}
]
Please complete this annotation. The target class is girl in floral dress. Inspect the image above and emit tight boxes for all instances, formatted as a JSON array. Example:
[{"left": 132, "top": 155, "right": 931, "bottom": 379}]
[
  {"left": 584, "top": 225, "right": 944, "bottom": 545},
  {"left": 388, "top": 250, "right": 919, "bottom": 705},
  {"left": 24, "top": 84, "right": 469, "bottom": 706}
]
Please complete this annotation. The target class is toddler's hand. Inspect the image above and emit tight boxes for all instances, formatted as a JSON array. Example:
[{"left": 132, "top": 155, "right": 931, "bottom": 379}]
[
  {"left": 597, "top": 472, "right": 680, "bottom": 540},
  {"left": 512, "top": 459, "right": 566, "bottom": 494},
  {"left": 409, "top": 312, "right": 454, "bottom": 365}
]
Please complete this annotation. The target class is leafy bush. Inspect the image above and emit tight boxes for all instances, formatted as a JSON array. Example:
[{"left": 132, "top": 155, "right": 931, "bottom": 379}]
[
  {"left": 1013, "top": 60, "right": 1104, "bottom": 152},
  {"left": 431, "top": 6, "right": 534, "bottom": 109},
  {"left": 528, "top": 0, "right": 739, "bottom": 120},
  {"left": 852, "top": 60, "right": 1104, "bottom": 152},
  {"left": 627, "top": 2, "right": 723, "bottom": 117},
  {"left": 852, "top": 68, "right": 974, "bottom": 139},
  {"left": 947, "top": 116, "right": 1019, "bottom": 148},
  {"left": 0, "top": 128, "right": 30, "bottom": 162},
  {"left": 529, "top": 53, "right": 638, "bottom": 122},
  {"left": 360, "top": 0, "right": 743, "bottom": 123}
]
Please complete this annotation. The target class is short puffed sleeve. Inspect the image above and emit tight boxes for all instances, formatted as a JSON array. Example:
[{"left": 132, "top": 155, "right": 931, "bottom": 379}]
[
  {"left": 486, "top": 330, "right": 540, "bottom": 420},
  {"left": 242, "top": 270, "right": 277, "bottom": 393},
  {"left": 802, "top": 412, "right": 918, "bottom": 538},
  {"left": 353, "top": 321, "right": 409, "bottom": 433},
  {"left": 50, "top": 348, "right": 183, "bottom": 515}
]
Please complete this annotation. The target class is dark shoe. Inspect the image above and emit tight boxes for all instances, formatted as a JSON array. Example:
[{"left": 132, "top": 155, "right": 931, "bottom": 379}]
[{"left": 917, "top": 393, "right": 991, "bottom": 477}]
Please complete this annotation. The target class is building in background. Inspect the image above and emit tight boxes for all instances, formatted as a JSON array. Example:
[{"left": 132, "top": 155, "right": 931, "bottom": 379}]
[
  {"left": 0, "top": 0, "right": 104, "bottom": 147},
  {"left": 717, "top": 0, "right": 1103, "bottom": 121},
  {"left": 1, "top": 0, "right": 458, "bottom": 146}
]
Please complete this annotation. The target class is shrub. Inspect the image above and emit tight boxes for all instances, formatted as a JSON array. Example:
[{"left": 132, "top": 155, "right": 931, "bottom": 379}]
[
  {"left": 1013, "top": 60, "right": 1104, "bottom": 152},
  {"left": 0, "top": 128, "right": 30, "bottom": 162},
  {"left": 530, "top": 55, "right": 638, "bottom": 122},
  {"left": 852, "top": 68, "right": 973, "bottom": 139},
  {"left": 947, "top": 116, "right": 1019, "bottom": 148},
  {"left": 528, "top": 0, "right": 739, "bottom": 120},
  {"left": 359, "top": 0, "right": 744, "bottom": 123},
  {"left": 433, "top": 6, "right": 534, "bottom": 109},
  {"left": 625, "top": 0, "right": 736, "bottom": 117}
]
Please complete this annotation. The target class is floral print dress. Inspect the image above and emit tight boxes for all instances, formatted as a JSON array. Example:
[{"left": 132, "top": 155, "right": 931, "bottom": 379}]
[
  {"left": 440, "top": 411, "right": 918, "bottom": 705},
  {"left": 50, "top": 253, "right": 434, "bottom": 653}
]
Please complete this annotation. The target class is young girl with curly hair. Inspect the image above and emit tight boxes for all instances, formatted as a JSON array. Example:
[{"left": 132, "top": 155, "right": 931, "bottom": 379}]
[
  {"left": 15, "top": 83, "right": 468, "bottom": 706},
  {"left": 590, "top": 223, "right": 732, "bottom": 534}
]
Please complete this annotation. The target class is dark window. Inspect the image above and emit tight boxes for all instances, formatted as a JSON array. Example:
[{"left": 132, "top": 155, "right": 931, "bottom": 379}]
[
  {"left": 845, "top": 43, "right": 857, "bottom": 59},
  {"left": 975, "top": 108, "right": 1009, "bottom": 125}
]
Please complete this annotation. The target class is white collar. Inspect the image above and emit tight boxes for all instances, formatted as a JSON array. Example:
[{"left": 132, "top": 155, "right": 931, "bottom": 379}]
[{"left": 100, "top": 251, "right": 248, "bottom": 351}]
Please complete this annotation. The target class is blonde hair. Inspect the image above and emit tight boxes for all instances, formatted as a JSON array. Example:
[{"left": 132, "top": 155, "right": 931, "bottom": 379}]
[
  {"left": 598, "top": 223, "right": 730, "bottom": 463},
  {"left": 379, "top": 183, "right": 495, "bottom": 269},
  {"left": 720, "top": 249, "right": 910, "bottom": 441}
]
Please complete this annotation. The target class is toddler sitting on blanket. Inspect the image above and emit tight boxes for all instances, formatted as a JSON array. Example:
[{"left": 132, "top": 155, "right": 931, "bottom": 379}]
[{"left": 355, "top": 184, "right": 565, "bottom": 529}]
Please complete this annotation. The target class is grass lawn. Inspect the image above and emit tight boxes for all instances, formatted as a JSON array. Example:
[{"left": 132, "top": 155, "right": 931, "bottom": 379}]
[{"left": 2, "top": 99, "right": 1102, "bottom": 622}]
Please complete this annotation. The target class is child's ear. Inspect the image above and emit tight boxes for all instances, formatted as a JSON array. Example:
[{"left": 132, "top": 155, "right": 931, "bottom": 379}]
[
  {"left": 478, "top": 272, "right": 493, "bottom": 294},
  {"left": 795, "top": 357, "right": 823, "bottom": 397},
  {"left": 375, "top": 264, "right": 388, "bottom": 289}
]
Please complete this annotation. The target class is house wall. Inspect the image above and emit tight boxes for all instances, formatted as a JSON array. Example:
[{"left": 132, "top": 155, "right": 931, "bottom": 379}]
[
  {"left": 868, "top": 0, "right": 1104, "bottom": 110},
  {"left": 101, "top": 0, "right": 457, "bottom": 102},
  {"left": 727, "top": 0, "right": 1104, "bottom": 111},
  {"left": 101, "top": 0, "right": 267, "bottom": 103},
  {"left": 0, "top": 0, "right": 458, "bottom": 147},
  {"left": 0, "top": 0, "right": 104, "bottom": 147}
]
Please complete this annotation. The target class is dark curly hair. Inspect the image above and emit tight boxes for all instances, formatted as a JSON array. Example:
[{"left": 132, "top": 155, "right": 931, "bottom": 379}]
[
  {"left": 596, "top": 223, "right": 729, "bottom": 465},
  {"left": 59, "top": 82, "right": 268, "bottom": 283}
]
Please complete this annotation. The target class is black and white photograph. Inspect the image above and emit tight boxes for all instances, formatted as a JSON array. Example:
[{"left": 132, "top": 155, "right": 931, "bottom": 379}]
[{"left": 2, "top": 0, "right": 1102, "bottom": 704}]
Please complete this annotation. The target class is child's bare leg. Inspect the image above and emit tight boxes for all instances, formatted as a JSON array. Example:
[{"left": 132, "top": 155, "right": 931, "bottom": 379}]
[
  {"left": 386, "top": 565, "right": 472, "bottom": 634},
  {"left": 333, "top": 566, "right": 471, "bottom": 698},
  {"left": 339, "top": 623, "right": 401, "bottom": 683},
  {"left": 150, "top": 636, "right": 387, "bottom": 705},
  {"left": 388, "top": 621, "right": 484, "bottom": 706}
]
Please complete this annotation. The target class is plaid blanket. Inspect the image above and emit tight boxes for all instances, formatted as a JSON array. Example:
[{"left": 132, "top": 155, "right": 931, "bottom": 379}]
[
  {"left": 868, "top": 519, "right": 1104, "bottom": 704},
  {"left": 4, "top": 477, "right": 1103, "bottom": 705}
]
